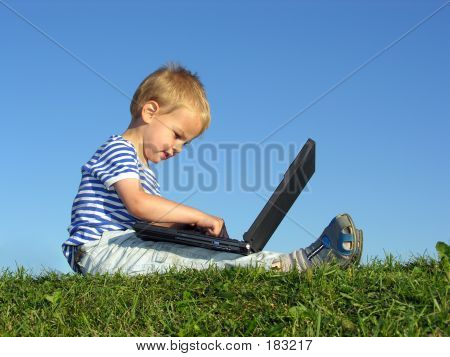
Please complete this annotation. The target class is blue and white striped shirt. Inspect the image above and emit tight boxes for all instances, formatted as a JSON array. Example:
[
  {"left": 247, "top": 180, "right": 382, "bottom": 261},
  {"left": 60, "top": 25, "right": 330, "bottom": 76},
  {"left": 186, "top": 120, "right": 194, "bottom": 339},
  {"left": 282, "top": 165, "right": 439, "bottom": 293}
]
[{"left": 62, "top": 135, "right": 160, "bottom": 272}]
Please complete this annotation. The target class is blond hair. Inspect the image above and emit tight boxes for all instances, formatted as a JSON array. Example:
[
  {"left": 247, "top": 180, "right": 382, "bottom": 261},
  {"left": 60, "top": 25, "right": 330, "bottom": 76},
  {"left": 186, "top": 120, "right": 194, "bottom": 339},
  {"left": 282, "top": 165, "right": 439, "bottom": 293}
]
[{"left": 130, "top": 63, "right": 211, "bottom": 133}]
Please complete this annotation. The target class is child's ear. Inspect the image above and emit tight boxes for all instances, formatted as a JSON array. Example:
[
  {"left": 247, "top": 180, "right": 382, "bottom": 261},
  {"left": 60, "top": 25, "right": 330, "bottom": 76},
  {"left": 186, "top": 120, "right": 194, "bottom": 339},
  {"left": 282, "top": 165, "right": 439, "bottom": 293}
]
[{"left": 141, "top": 100, "right": 160, "bottom": 123}]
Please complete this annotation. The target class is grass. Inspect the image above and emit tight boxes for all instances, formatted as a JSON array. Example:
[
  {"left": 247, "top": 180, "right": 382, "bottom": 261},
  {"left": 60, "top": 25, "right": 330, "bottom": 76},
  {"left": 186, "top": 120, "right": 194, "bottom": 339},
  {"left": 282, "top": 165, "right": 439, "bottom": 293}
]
[
  {"left": 0, "top": 252, "right": 448, "bottom": 337},
  {"left": 0, "top": 246, "right": 450, "bottom": 336}
]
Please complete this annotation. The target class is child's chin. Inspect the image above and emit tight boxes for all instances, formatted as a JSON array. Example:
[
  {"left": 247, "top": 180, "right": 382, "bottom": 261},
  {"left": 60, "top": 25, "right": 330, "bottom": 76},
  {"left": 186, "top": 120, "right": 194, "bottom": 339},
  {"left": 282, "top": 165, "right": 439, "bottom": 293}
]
[{"left": 150, "top": 155, "right": 163, "bottom": 164}]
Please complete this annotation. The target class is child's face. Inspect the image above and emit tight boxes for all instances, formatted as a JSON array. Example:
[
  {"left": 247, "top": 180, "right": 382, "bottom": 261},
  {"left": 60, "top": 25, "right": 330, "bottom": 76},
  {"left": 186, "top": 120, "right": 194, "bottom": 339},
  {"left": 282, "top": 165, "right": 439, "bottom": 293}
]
[{"left": 142, "top": 105, "right": 203, "bottom": 164}]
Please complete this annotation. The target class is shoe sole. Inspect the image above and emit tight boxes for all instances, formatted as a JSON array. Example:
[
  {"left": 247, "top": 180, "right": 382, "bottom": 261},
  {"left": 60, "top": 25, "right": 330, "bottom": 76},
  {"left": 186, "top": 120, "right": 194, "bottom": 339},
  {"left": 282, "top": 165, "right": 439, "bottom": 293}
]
[{"left": 337, "top": 213, "right": 363, "bottom": 266}]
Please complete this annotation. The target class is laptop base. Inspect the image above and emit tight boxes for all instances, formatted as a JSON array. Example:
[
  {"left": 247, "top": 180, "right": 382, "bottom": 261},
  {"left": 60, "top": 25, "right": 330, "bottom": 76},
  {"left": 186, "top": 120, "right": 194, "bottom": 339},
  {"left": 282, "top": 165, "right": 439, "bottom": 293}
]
[{"left": 134, "top": 223, "right": 252, "bottom": 255}]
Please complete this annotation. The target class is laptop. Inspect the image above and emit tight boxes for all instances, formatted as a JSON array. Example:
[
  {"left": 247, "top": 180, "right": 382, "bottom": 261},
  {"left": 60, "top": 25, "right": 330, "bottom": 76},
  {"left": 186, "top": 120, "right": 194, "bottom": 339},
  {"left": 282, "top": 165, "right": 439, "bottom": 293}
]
[{"left": 133, "top": 138, "right": 316, "bottom": 255}]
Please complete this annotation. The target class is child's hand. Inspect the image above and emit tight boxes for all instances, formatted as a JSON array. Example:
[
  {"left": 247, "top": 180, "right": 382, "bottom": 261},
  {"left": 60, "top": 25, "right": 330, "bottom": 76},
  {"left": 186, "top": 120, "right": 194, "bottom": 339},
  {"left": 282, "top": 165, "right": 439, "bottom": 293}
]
[{"left": 195, "top": 214, "right": 224, "bottom": 237}]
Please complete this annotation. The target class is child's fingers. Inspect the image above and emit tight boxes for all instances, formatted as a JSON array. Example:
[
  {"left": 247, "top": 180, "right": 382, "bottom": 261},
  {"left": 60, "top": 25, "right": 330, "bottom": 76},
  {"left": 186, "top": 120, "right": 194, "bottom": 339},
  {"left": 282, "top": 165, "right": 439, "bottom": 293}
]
[
  {"left": 203, "top": 225, "right": 218, "bottom": 237},
  {"left": 212, "top": 220, "right": 224, "bottom": 237}
]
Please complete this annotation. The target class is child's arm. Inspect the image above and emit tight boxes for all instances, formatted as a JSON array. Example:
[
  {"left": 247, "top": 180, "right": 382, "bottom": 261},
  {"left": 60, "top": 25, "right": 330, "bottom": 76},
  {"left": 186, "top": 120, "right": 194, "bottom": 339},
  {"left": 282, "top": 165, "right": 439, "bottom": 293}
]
[
  {"left": 114, "top": 178, "right": 224, "bottom": 236},
  {"left": 150, "top": 222, "right": 190, "bottom": 229}
]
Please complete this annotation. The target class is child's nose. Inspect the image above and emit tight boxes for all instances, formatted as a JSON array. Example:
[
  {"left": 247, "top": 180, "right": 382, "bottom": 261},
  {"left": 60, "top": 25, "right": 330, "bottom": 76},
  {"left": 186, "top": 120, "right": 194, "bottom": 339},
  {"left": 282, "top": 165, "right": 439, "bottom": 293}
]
[{"left": 173, "top": 143, "right": 183, "bottom": 154}]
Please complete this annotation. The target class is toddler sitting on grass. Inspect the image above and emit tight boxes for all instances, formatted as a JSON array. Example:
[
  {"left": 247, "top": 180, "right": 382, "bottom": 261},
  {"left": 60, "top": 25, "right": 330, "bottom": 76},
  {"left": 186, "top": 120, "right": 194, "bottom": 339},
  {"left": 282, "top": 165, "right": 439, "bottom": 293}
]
[{"left": 62, "top": 63, "right": 363, "bottom": 275}]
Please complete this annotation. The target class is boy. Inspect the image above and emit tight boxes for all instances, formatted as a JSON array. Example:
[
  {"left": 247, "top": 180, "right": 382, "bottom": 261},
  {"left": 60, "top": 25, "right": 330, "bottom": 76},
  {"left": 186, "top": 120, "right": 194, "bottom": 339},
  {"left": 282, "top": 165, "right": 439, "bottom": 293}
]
[{"left": 62, "top": 63, "right": 363, "bottom": 275}]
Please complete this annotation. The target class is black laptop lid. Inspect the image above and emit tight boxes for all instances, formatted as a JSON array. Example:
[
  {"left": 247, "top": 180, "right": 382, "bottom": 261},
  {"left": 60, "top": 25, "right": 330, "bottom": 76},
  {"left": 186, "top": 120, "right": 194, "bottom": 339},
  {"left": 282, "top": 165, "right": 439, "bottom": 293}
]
[{"left": 242, "top": 138, "right": 315, "bottom": 251}]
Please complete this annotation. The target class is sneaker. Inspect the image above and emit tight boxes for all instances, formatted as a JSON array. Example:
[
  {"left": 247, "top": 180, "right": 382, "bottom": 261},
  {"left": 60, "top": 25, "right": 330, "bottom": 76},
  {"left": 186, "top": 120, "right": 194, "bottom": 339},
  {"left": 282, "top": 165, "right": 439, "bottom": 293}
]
[{"left": 274, "top": 213, "right": 363, "bottom": 272}]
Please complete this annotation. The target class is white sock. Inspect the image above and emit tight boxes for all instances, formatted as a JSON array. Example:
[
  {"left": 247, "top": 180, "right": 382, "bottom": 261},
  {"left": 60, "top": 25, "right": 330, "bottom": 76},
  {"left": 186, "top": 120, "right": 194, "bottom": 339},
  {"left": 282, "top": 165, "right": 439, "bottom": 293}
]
[{"left": 271, "top": 250, "right": 310, "bottom": 272}]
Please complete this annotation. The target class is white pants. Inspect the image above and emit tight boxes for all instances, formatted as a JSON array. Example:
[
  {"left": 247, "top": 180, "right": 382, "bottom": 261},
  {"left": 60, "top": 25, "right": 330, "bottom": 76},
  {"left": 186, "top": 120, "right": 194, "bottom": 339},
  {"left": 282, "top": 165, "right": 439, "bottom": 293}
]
[{"left": 77, "top": 229, "right": 286, "bottom": 276}]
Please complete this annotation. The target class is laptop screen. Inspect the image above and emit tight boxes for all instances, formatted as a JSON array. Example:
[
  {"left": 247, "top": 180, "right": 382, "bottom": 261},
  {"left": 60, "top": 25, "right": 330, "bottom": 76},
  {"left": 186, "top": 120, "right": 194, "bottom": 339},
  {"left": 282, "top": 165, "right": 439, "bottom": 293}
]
[{"left": 242, "top": 138, "right": 315, "bottom": 251}]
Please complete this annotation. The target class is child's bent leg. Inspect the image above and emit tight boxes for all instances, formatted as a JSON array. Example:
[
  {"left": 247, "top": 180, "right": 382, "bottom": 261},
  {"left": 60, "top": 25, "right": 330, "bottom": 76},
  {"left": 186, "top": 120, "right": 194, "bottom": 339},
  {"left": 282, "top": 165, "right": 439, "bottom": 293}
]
[{"left": 77, "top": 229, "right": 285, "bottom": 276}]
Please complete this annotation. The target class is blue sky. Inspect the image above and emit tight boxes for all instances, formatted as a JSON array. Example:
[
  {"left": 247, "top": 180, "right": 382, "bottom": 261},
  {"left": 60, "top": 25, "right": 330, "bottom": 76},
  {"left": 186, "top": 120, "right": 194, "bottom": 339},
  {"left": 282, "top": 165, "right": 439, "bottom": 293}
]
[{"left": 0, "top": 0, "right": 449, "bottom": 274}]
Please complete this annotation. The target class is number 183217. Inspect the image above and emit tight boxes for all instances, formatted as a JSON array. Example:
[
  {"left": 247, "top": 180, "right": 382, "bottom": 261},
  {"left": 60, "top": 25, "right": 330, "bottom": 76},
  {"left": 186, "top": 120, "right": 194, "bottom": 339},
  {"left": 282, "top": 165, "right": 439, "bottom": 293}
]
[{"left": 266, "top": 339, "right": 313, "bottom": 351}]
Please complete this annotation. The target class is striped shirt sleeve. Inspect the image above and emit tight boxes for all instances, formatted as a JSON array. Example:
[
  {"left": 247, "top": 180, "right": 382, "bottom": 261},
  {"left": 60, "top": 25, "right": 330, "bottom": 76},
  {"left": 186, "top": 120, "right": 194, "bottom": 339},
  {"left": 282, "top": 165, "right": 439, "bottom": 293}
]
[{"left": 83, "top": 141, "right": 140, "bottom": 190}]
